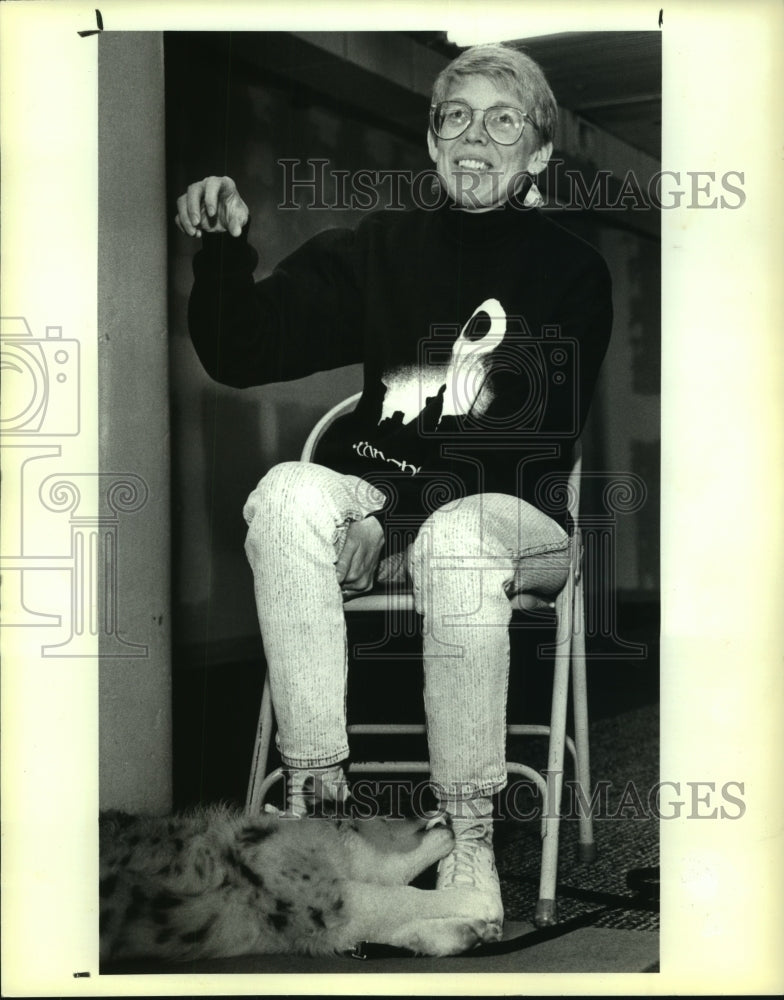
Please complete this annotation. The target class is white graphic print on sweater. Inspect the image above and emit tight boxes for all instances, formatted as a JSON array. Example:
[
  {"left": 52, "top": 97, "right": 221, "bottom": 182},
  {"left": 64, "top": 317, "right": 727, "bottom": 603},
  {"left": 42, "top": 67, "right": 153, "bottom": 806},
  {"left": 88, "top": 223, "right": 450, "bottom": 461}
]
[
  {"left": 378, "top": 298, "right": 507, "bottom": 427},
  {"left": 351, "top": 299, "right": 507, "bottom": 477}
]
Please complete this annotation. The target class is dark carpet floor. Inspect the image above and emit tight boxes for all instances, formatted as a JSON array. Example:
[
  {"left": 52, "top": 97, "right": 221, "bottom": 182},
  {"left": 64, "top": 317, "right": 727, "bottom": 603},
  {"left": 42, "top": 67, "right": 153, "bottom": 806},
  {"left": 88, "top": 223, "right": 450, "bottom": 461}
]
[{"left": 498, "top": 702, "right": 659, "bottom": 931}]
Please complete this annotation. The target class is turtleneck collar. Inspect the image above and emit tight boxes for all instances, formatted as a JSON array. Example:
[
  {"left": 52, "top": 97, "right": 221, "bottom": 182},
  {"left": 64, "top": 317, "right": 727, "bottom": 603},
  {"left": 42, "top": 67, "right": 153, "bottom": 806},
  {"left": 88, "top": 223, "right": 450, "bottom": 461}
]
[{"left": 431, "top": 174, "right": 543, "bottom": 246}]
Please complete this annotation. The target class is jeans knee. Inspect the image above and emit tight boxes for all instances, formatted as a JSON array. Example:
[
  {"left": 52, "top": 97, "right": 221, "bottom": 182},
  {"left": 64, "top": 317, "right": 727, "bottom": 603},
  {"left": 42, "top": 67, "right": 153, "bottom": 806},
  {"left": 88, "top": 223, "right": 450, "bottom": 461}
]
[
  {"left": 412, "top": 497, "right": 486, "bottom": 563},
  {"left": 408, "top": 498, "right": 506, "bottom": 612},
  {"left": 408, "top": 495, "right": 514, "bottom": 617},
  {"left": 243, "top": 462, "right": 323, "bottom": 527}
]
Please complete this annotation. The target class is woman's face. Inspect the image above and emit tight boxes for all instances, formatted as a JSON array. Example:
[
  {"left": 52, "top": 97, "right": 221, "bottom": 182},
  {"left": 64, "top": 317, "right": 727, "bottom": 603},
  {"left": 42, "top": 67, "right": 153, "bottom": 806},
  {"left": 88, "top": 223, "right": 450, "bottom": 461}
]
[{"left": 427, "top": 74, "right": 552, "bottom": 212}]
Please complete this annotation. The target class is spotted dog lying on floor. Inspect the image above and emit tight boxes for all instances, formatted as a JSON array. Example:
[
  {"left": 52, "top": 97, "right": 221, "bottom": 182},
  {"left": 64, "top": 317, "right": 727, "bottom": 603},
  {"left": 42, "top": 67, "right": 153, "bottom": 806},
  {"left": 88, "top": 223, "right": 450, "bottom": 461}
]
[{"left": 100, "top": 806, "right": 501, "bottom": 961}]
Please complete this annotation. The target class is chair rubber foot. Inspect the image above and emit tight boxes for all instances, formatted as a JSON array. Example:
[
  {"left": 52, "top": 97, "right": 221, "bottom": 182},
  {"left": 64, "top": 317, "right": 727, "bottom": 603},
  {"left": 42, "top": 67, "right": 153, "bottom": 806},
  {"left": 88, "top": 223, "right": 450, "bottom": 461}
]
[
  {"left": 578, "top": 842, "right": 598, "bottom": 864},
  {"left": 534, "top": 899, "right": 558, "bottom": 927}
]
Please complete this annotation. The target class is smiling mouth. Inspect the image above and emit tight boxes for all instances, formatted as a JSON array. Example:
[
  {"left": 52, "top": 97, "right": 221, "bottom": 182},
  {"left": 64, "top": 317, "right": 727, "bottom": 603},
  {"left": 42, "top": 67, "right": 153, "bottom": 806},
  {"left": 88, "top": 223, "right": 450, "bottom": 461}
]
[{"left": 454, "top": 158, "right": 493, "bottom": 172}]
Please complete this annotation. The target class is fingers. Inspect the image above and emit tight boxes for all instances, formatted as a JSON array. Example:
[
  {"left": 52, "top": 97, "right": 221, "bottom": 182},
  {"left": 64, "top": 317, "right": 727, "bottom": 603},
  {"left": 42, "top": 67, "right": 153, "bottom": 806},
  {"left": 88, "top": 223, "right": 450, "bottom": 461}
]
[
  {"left": 225, "top": 183, "right": 249, "bottom": 237},
  {"left": 343, "top": 556, "right": 373, "bottom": 594},
  {"left": 202, "top": 175, "right": 227, "bottom": 219},
  {"left": 175, "top": 191, "right": 200, "bottom": 237},
  {"left": 185, "top": 180, "right": 207, "bottom": 230},
  {"left": 335, "top": 520, "right": 384, "bottom": 595},
  {"left": 227, "top": 197, "right": 249, "bottom": 238},
  {"left": 174, "top": 176, "right": 247, "bottom": 238},
  {"left": 335, "top": 536, "right": 369, "bottom": 593},
  {"left": 336, "top": 535, "right": 367, "bottom": 590},
  {"left": 334, "top": 535, "right": 355, "bottom": 586}
]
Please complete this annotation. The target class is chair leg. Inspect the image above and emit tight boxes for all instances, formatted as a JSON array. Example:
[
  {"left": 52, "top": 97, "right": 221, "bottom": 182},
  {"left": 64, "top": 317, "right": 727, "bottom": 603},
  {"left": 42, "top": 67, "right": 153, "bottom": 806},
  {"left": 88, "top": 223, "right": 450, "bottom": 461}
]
[
  {"left": 571, "top": 573, "right": 597, "bottom": 863},
  {"left": 245, "top": 672, "right": 274, "bottom": 814},
  {"left": 535, "top": 578, "right": 573, "bottom": 927}
]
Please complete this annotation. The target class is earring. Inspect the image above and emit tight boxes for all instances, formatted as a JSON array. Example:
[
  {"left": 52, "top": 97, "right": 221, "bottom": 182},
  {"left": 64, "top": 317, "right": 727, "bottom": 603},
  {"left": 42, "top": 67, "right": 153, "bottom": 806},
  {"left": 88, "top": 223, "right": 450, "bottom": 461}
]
[{"left": 523, "top": 181, "right": 544, "bottom": 208}]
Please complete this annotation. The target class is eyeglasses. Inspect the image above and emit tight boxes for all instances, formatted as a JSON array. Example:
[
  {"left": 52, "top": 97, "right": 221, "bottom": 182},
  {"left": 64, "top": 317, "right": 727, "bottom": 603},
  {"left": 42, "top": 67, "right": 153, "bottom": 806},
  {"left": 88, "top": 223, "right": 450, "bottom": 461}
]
[{"left": 430, "top": 100, "right": 539, "bottom": 146}]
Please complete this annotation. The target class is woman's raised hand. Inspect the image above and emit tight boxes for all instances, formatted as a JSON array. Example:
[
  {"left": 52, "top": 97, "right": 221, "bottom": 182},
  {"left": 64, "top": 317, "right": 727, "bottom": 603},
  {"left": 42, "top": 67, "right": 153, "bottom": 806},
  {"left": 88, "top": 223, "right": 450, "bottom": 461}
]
[{"left": 175, "top": 176, "right": 249, "bottom": 238}]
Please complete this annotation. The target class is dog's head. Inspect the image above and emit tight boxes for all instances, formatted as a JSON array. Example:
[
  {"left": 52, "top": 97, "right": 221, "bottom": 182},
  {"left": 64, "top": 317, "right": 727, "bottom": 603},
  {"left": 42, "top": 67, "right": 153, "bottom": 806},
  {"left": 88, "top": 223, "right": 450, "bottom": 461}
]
[
  {"left": 337, "top": 811, "right": 449, "bottom": 850},
  {"left": 334, "top": 812, "right": 455, "bottom": 884}
]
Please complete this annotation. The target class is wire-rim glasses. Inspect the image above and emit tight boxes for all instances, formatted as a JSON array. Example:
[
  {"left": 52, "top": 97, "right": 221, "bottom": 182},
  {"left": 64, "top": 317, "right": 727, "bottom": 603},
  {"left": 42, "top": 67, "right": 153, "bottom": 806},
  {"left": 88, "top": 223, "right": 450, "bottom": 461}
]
[{"left": 430, "top": 100, "right": 539, "bottom": 146}]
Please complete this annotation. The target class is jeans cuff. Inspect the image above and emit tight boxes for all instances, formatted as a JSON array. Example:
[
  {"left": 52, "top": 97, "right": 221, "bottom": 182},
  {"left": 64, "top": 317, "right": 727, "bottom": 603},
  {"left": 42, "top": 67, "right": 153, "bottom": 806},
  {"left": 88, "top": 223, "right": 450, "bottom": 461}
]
[
  {"left": 433, "top": 776, "right": 507, "bottom": 803},
  {"left": 279, "top": 749, "right": 349, "bottom": 770}
]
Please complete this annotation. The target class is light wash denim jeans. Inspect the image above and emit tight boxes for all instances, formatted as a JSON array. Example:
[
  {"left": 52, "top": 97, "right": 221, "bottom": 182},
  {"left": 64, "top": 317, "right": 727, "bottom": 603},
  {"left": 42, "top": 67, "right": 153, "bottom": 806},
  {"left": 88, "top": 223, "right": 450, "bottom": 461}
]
[{"left": 243, "top": 461, "right": 569, "bottom": 803}]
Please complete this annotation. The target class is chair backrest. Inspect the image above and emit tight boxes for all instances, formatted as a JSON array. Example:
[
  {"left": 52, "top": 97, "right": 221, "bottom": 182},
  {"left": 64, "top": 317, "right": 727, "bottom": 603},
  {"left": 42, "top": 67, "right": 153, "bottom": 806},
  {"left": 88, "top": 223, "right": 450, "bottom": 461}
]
[
  {"left": 301, "top": 391, "right": 581, "bottom": 521},
  {"left": 300, "top": 392, "right": 362, "bottom": 463},
  {"left": 567, "top": 441, "right": 582, "bottom": 523}
]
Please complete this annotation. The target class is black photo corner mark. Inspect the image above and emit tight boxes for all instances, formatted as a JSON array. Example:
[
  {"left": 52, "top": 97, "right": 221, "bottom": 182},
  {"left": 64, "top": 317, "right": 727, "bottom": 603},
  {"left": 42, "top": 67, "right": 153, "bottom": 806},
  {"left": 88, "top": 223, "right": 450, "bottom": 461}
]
[
  {"left": 659, "top": 8, "right": 663, "bottom": 27},
  {"left": 77, "top": 9, "right": 103, "bottom": 38}
]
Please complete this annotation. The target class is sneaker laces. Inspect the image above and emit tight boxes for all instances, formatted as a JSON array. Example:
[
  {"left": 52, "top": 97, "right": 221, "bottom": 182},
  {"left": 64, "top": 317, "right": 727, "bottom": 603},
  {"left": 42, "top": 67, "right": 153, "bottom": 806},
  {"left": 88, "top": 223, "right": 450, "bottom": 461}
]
[{"left": 438, "top": 821, "right": 497, "bottom": 889}]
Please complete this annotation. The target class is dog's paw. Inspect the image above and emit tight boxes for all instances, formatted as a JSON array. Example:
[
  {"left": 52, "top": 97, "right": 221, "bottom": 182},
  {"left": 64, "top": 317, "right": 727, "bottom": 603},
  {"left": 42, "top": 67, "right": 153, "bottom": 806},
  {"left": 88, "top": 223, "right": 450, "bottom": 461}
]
[
  {"left": 395, "top": 916, "right": 502, "bottom": 956},
  {"left": 423, "top": 811, "right": 450, "bottom": 831},
  {"left": 421, "top": 823, "right": 455, "bottom": 862},
  {"left": 428, "top": 886, "right": 504, "bottom": 925}
]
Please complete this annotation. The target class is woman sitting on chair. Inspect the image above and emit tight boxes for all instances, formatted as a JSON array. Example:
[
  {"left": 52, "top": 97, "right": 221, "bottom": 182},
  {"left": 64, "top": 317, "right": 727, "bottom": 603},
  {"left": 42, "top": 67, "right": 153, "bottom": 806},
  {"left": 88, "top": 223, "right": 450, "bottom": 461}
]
[{"left": 176, "top": 42, "right": 613, "bottom": 935}]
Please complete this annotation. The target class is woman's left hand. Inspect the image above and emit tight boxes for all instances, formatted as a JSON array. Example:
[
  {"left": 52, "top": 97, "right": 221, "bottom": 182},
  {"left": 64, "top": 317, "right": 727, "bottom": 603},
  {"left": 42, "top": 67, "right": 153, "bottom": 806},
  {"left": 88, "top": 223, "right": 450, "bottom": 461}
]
[{"left": 335, "top": 517, "right": 385, "bottom": 596}]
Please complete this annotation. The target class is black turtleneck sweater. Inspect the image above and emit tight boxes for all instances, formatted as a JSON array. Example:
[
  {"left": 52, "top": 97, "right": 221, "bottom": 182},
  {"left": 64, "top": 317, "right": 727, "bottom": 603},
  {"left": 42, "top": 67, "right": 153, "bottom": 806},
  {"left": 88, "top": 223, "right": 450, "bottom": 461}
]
[{"left": 189, "top": 199, "right": 613, "bottom": 550}]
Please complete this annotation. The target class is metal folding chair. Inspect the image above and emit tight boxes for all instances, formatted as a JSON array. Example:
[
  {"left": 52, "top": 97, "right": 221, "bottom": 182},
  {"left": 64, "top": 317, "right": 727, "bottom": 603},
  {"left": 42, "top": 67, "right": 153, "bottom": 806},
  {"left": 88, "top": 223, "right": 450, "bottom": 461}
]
[{"left": 245, "top": 392, "right": 596, "bottom": 925}]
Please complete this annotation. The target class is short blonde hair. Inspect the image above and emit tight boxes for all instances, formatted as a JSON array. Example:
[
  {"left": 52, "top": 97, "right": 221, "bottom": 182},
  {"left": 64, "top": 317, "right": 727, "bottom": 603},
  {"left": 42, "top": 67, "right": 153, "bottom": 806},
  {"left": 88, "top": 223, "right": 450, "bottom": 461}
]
[{"left": 431, "top": 43, "right": 558, "bottom": 146}]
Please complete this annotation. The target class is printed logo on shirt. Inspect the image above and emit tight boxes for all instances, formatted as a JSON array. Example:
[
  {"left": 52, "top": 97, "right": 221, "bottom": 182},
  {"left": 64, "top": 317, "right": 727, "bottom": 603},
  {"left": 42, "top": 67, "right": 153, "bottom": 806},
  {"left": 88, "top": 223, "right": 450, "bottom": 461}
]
[
  {"left": 377, "top": 298, "right": 507, "bottom": 431},
  {"left": 351, "top": 441, "right": 422, "bottom": 476}
]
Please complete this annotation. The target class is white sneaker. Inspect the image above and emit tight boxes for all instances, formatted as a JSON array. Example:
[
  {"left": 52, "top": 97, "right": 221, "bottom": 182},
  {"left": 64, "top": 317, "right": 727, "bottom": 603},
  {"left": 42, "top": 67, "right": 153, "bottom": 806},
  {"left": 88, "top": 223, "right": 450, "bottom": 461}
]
[{"left": 436, "top": 819, "right": 504, "bottom": 928}]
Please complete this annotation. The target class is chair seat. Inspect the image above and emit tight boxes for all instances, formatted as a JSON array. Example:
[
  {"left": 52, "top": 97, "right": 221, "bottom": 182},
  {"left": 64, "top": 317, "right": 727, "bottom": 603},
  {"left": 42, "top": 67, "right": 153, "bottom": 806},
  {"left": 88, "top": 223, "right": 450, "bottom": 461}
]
[
  {"left": 343, "top": 590, "right": 556, "bottom": 613},
  {"left": 343, "top": 591, "right": 415, "bottom": 613}
]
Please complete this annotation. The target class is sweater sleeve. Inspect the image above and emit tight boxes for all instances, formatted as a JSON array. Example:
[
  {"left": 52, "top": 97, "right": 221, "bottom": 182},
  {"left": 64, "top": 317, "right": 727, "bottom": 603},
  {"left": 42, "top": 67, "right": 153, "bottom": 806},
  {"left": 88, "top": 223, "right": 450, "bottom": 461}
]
[{"left": 188, "top": 222, "right": 364, "bottom": 388}]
